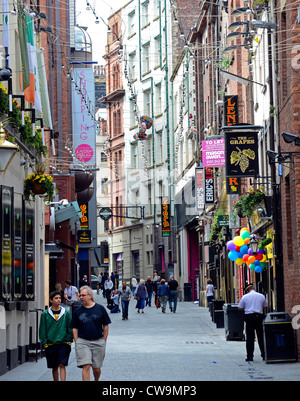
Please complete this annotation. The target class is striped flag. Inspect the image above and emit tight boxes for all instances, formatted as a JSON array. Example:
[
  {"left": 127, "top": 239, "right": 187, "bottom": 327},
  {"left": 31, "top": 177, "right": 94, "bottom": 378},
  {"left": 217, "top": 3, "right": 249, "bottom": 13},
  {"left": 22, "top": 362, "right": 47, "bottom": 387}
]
[
  {"left": 2, "top": 0, "right": 10, "bottom": 67},
  {"left": 17, "top": 0, "right": 30, "bottom": 90},
  {"left": 36, "top": 50, "right": 53, "bottom": 129},
  {"left": 24, "top": 13, "right": 41, "bottom": 108}
]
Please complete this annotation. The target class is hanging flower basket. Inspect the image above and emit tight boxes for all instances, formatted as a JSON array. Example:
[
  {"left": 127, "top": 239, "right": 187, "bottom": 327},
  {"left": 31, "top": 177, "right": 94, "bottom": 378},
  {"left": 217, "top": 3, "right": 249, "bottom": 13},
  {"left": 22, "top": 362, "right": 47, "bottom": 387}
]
[
  {"left": 24, "top": 166, "right": 55, "bottom": 201},
  {"left": 232, "top": 187, "right": 266, "bottom": 223}
]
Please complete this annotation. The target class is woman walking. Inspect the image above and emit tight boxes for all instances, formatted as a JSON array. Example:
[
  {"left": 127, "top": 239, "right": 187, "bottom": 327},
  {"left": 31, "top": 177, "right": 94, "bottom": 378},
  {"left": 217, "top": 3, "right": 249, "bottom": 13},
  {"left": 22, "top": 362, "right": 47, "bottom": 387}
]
[
  {"left": 135, "top": 279, "right": 147, "bottom": 313},
  {"left": 157, "top": 279, "right": 169, "bottom": 313}
]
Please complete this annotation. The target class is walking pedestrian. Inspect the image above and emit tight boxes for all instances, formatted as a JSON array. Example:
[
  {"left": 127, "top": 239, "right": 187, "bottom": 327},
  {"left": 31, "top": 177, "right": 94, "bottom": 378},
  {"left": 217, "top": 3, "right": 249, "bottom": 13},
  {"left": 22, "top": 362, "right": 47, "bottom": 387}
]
[
  {"left": 158, "top": 279, "right": 169, "bottom": 313},
  {"left": 131, "top": 275, "right": 138, "bottom": 297},
  {"left": 104, "top": 276, "right": 114, "bottom": 301},
  {"left": 101, "top": 272, "right": 108, "bottom": 297},
  {"left": 71, "top": 286, "right": 111, "bottom": 381},
  {"left": 64, "top": 280, "right": 79, "bottom": 315},
  {"left": 39, "top": 291, "right": 73, "bottom": 381},
  {"left": 79, "top": 274, "right": 90, "bottom": 288},
  {"left": 238, "top": 283, "right": 268, "bottom": 362},
  {"left": 206, "top": 278, "right": 215, "bottom": 312},
  {"left": 145, "top": 276, "right": 154, "bottom": 307},
  {"left": 119, "top": 281, "right": 132, "bottom": 320},
  {"left": 135, "top": 279, "right": 147, "bottom": 313},
  {"left": 168, "top": 275, "right": 179, "bottom": 313},
  {"left": 153, "top": 276, "right": 161, "bottom": 308}
]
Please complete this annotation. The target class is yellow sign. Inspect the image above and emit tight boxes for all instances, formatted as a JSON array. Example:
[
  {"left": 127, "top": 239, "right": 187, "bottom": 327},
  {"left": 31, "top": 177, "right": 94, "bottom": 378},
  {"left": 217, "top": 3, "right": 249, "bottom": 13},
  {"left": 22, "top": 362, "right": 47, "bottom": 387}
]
[{"left": 266, "top": 229, "right": 274, "bottom": 259}]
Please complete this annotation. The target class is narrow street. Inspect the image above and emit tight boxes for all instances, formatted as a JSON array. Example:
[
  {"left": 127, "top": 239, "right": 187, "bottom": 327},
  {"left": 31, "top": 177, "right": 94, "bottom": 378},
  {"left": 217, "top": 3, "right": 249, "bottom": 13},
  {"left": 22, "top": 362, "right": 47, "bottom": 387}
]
[{"left": 1, "top": 292, "right": 299, "bottom": 383}]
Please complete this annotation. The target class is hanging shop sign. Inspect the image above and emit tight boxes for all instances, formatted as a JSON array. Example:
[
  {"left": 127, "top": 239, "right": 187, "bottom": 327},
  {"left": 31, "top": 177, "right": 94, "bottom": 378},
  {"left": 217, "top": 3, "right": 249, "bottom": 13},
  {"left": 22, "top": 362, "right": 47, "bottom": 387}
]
[
  {"left": 25, "top": 202, "right": 35, "bottom": 300},
  {"left": 195, "top": 167, "right": 205, "bottom": 212},
  {"left": 226, "top": 176, "right": 241, "bottom": 195},
  {"left": 225, "top": 131, "right": 259, "bottom": 177},
  {"left": 223, "top": 95, "right": 239, "bottom": 126},
  {"left": 72, "top": 68, "right": 96, "bottom": 165},
  {"left": 80, "top": 203, "right": 89, "bottom": 229},
  {"left": 14, "top": 193, "right": 23, "bottom": 300},
  {"left": 78, "top": 230, "right": 91, "bottom": 244},
  {"left": 1, "top": 186, "right": 13, "bottom": 301},
  {"left": 161, "top": 196, "right": 170, "bottom": 237},
  {"left": 205, "top": 168, "right": 214, "bottom": 204},
  {"left": 99, "top": 207, "right": 113, "bottom": 221},
  {"left": 218, "top": 215, "right": 229, "bottom": 227},
  {"left": 202, "top": 138, "right": 225, "bottom": 167}
]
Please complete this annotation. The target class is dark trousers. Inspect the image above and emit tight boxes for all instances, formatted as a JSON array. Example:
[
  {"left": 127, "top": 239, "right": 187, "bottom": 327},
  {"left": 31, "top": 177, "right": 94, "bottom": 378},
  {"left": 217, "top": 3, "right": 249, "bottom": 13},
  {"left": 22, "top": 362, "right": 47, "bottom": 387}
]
[
  {"left": 121, "top": 300, "right": 129, "bottom": 319},
  {"left": 244, "top": 313, "right": 265, "bottom": 359}
]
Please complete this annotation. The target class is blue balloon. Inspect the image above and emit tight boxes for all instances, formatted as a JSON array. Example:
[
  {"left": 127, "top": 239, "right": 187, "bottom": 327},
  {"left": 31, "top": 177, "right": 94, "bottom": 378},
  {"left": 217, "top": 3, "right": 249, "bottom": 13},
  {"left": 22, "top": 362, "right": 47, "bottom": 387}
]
[
  {"left": 254, "top": 260, "right": 260, "bottom": 266},
  {"left": 228, "top": 251, "right": 239, "bottom": 261},
  {"left": 240, "top": 245, "right": 249, "bottom": 255},
  {"left": 255, "top": 265, "right": 263, "bottom": 273}
]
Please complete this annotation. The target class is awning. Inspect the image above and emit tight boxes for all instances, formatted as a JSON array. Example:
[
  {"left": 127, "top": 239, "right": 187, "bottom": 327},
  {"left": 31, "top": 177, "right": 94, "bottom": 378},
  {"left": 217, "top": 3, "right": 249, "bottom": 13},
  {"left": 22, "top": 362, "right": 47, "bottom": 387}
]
[
  {"left": 45, "top": 242, "right": 64, "bottom": 259},
  {"left": 220, "top": 69, "right": 264, "bottom": 87},
  {"left": 55, "top": 201, "right": 82, "bottom": 224}
]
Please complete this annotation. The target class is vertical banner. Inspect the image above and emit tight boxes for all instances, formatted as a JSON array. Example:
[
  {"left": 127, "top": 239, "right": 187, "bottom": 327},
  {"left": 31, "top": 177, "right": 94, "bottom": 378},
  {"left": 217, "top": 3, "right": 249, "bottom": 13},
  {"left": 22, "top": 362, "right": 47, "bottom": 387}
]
[
  {"left": 195, "top": 167, "right": 205, "bottom": 212},
  {"left": 225, "top": 131, "right": 259, "bottom": 177},
  {"left": 1, "top": 186, "right": 13, "bottom": 301},
  {"left": 223, "top": 95, "right": 239, "bottom": 126},
  {"left": 13, "top": 193, "right": 23, "bottom": 300},
  {"left": 204, "top": 168, "right": 214, "bottom": 204},
  {"left": 161, "top": 196, "right": 170, "bottom": 237},
  {"left": 72, "top": 68, "right": 96, "bottom": 166},
  {"left": 25, "top": 202, "right": 34, "bottom": 300}
]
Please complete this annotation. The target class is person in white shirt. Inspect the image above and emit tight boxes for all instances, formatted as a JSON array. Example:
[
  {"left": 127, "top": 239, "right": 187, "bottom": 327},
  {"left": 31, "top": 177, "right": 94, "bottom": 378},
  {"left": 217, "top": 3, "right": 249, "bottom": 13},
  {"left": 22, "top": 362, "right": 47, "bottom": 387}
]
[
  {"left": 206, "top": 278, "right": 214, "bottom": 311},
  {"left": 238, "top": 283, "right": 268, "bottom": 362}
]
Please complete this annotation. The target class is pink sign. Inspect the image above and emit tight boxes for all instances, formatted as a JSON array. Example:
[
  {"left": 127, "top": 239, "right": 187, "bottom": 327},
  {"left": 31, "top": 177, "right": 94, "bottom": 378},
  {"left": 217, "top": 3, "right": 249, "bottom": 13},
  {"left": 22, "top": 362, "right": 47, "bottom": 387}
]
[
  {"left": 75, "top": 144, "right": 94, "bottom": 163},
  {"left": 202, "top": 139, "right": 225, "bottom": 167}
]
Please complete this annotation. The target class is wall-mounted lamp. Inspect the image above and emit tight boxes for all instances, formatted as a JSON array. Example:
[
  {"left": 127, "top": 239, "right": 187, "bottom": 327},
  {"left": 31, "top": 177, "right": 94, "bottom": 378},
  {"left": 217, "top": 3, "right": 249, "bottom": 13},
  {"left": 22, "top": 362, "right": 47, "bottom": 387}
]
[
  {"left": 0, "top": 123, "right": 19, "bottom": 172},
  {"left": 266, "top": 150, "right": 298, "bottom": 165},
  {"left": 282, "top": 132, "right": 300, "bottom": 146}
]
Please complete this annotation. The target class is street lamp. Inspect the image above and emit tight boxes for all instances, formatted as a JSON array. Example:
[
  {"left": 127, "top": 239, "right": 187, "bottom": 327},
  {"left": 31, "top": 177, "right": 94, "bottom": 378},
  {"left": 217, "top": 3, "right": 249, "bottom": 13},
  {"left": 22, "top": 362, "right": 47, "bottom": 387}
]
[
  {"left": 249, "top": 236, "right": 259, "bottom": 254},
  {"left": 0, "top": 122, "right": 19, "bottom": 172}
]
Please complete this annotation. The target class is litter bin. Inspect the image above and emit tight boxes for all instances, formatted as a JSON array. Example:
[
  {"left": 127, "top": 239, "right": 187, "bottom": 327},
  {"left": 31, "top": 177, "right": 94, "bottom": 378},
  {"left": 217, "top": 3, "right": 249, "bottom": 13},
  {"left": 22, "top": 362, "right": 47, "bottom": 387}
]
[
  {"left": 184, "top": 283, "right": 193, "bottom": 301},
  {"left": 212, "top": 300, "right": 225, "bottom": 323},
  {"left": 223, "top": 304, "right": 245, "bottom": 341},
  {"left": 263, "top": 312, "right": 297, "bottom": 364}
]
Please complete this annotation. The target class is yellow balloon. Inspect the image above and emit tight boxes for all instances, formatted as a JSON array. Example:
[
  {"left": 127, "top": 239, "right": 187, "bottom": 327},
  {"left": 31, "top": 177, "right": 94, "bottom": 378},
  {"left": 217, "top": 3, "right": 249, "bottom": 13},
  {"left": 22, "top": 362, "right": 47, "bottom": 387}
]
[
  {"left": 233, "top": 236, "right": 245, "bottom": 247},
  {"left": 240, "top": 227, "right": 250, "bottom": 233},
  {"left": 261, "top": 254, "right": 267, "bottom": 262},
  {"left": 236, "top": 258, "right": 243, "bottom": 265}
]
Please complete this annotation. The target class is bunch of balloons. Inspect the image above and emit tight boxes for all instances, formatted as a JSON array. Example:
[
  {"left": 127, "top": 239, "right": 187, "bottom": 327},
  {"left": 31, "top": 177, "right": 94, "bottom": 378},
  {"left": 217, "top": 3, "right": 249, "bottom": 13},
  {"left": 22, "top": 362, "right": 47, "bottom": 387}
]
[
  {"left": 133, "top": 115, "right": 153, "bottom": 141},
  {"left": 226, "top": 228, "right": 269, "bottom": 273}
]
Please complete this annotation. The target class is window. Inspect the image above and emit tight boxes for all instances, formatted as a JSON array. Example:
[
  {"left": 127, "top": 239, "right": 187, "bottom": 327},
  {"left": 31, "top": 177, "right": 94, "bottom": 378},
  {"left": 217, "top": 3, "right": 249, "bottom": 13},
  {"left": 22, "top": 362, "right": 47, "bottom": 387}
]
[
  {"left": 154, "top": 36, "right": 161, "bottom": 67},
  {"left": 101, "top": 178, "right": 108, "bottom": 195},
  {"left": 148, "top": 185, "right": 153, "bottom": 215},
  {"left": 142, "top": 2, "right": 149, "bottom": 27},
  {"left": 142, "top": 43, "right": 150, "bottom": 73},
  {"left": 132, "top": 143, "right": 138, "bottom": 169},
  {"left": 155, "top": 84, "right": 162, "bottom": 115},
  {"left": 130, "top": 100, "right": 136, "bottom": 127},
  {"left": 129, "top": 52, "right": 136, "bottom": 80},
  {"left": 144, "top": 90, "right": 151, "bottom": 116},
  {"left": 101, "top": 151, "right": 107, "bottom": 162},
  {"left": 128, "top": 11, "right": 135, "bottom": 36}
]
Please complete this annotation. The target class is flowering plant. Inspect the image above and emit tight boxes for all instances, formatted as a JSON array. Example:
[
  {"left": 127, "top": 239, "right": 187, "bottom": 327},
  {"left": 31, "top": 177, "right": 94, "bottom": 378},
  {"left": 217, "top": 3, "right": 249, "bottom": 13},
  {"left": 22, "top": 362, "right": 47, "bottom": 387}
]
[
  {"left": 0, "top": 83, "right": 47, "bottom": 156},
  {"left": 232, "top": 187, "right": 266, "bottom": 221},
  {"left": 24, "top": 163, "right": 55, "bottom": 201}
]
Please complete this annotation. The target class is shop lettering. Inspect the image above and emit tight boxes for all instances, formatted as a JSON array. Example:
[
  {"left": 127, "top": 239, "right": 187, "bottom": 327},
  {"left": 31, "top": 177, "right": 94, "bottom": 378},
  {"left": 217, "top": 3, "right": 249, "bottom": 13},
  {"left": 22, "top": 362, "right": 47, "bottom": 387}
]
[
  {"left": 230, "top": 137, "right": 255, "bottom": 145},
  {"left": 205, "top": 168, "right": 214, "bottom": 203}
]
